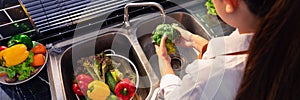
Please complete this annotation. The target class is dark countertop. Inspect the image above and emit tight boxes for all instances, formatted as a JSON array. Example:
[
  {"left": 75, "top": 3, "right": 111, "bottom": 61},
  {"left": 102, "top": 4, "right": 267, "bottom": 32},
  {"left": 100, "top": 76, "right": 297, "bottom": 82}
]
[{"left": 0, "top": 66, "right": 51, "bottom": 100}]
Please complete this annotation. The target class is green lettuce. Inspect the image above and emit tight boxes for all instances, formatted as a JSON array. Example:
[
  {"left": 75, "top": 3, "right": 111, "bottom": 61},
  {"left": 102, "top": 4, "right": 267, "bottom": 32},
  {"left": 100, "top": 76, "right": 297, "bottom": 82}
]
[
  {"left": 5, "top": 51, "right": 35, "bottom": 80},
  {"left": 152, "top": 23, "right": 180, "bottom": 54},
  {"left": 205, "top": 0, "right": 218, "bottom": 15}
]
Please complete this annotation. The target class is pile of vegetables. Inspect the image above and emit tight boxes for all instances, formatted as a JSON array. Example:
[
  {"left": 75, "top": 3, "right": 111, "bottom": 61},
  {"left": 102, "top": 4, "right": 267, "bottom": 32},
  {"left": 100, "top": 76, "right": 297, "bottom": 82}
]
[
  {"left": 73, "top": 51, "right": 136, "bottom": 100},
  {"left": 0, "top": 34, "right": 46, "bottom": 83},
  {"left": 205, "top": 0, "right": 218, "bottom": 15},
  {"left": 152, "top": 23, "right": 180, "bottom": 54}
]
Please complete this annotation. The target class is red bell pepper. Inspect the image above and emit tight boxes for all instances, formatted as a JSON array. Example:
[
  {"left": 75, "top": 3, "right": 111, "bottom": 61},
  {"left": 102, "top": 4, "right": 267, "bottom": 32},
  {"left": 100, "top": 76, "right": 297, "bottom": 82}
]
[
  {"left": 114, "top": 78, "right": 136, "bottom": 100},
  {"left": 72, "top": 74, "right": 93, "bottom": 96}
]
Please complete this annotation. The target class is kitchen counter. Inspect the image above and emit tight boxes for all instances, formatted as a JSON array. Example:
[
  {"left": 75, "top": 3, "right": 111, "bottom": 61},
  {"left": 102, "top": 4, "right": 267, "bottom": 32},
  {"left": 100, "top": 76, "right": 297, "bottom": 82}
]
[{"left": 0, "top": 1, "right": 234, "bottom": 100}]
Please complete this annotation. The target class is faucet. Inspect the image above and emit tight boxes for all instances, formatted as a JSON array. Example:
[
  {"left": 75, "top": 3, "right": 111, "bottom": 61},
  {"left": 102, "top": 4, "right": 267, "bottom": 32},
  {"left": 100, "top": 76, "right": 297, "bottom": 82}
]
[{"left": 124, "top": 2, "right": 166, "bottom": 28}]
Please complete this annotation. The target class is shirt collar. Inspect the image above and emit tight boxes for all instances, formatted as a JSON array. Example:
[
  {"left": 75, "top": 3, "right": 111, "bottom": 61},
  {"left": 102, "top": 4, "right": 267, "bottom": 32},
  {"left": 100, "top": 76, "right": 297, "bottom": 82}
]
[{"left": 202, "top": 29, "right": 254, "bottom": 59}]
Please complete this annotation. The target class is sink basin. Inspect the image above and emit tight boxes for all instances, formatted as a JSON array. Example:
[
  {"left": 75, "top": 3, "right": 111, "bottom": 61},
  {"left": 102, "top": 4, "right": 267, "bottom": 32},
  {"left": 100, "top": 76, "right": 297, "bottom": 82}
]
[
  {"left": 132, "top": 12, "right": 210, "bottom": 78},
  {"left": 48, "top": 29, "right": 151, "bottom": 100},
  {"left": 47, "top": 11, "right": 211, "bottom": 100}
]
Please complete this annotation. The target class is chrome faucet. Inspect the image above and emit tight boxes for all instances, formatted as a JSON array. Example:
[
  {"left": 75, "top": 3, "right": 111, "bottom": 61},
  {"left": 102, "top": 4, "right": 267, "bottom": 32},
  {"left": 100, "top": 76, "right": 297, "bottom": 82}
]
[{"left": 124, "top": 2, "right": 166, "bottom": 28}]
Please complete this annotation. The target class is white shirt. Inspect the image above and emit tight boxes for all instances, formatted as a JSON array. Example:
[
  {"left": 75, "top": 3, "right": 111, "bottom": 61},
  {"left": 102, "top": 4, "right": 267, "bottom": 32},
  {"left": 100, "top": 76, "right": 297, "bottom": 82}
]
[{"left": 157, "top": 29, "right": 254, "bottom": 100}]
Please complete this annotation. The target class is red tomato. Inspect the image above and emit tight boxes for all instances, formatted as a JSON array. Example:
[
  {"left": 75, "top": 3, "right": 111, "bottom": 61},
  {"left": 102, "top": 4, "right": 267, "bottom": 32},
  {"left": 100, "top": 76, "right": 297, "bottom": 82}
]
[
  {"left": 0, "top": 46, "right": 7, "bottom": 51},
  {"left": 72, "top": 84, "right": 84, "bottom": 96}
]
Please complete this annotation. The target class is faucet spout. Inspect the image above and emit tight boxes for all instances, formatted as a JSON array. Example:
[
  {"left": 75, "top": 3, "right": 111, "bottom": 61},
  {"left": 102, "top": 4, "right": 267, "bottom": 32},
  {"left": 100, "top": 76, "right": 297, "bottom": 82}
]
[{"left": 124, "top": 2, "right": 165, "bottom": 27}]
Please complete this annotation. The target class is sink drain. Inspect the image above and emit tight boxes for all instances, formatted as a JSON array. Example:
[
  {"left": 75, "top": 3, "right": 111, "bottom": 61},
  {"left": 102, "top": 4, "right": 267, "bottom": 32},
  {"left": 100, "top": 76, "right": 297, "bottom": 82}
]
[{"left": 170, "top": 54, "right": 185, "bottom": 71}]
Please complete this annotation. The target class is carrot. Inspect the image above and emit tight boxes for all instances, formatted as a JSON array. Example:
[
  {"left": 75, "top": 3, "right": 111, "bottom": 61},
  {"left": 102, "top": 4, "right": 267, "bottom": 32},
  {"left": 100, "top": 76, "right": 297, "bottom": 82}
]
[
  {"left": 32, "top": 44, "right": 46, "bottom": 54},
  {"left": 32, "top": 54, "right": 45, "bottom": 67}
]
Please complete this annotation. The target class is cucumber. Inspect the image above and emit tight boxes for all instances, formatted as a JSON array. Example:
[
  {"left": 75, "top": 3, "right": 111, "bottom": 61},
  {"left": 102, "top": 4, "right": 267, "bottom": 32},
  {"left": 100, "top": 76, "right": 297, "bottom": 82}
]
[
  {"left": 107, "top": 94, "right": 119, "bottom": 100},
  {"left": 105, "top": 71, "right": 117, "bottom": 92}
]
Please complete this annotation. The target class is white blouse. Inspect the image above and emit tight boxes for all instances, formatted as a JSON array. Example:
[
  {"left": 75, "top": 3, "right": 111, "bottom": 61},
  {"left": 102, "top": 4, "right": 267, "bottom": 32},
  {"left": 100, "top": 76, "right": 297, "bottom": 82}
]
[{"left": 157, "top": 29, "right": 254, "bottom": 100}]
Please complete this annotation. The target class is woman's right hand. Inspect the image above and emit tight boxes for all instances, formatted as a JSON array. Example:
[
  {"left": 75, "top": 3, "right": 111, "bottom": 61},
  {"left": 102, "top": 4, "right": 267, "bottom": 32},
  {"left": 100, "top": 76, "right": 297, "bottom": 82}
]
[
  {"left": 172, "top": 25, "right": 194, "bottom": 47},
  {"left": 173, "top": 25, "right": 209, "bottom": 53}
]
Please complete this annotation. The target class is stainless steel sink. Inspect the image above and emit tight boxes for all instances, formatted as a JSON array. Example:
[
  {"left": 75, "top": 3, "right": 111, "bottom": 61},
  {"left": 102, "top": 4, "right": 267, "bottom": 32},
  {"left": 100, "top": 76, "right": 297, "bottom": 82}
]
[
  {"left": 47, "top": 11, "right": 210, "bottom": 100},
  {"left": 131, "top": 12, "right": 210, "bottom": 78},
  {"left": 47, "top": 28, "right": 152, "bottom": 100}
]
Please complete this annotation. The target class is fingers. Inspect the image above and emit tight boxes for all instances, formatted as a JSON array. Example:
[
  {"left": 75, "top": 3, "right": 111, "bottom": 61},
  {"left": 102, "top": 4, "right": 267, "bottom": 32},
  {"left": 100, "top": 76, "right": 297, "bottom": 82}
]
[
  {"left": 172, "top": 25, "right": 184, "bottom": 33},
  {"left": 175, "top": 37, "right": 193, "bottom": 47},
  {"left": 172, "top": 26, "right": 193, "bottom": 40},
  {"left": 160, "top": 33, "right": 168, "bottom": 47},
  {"left": 154, "top": 45, "right": 159, "bottom": 52}
]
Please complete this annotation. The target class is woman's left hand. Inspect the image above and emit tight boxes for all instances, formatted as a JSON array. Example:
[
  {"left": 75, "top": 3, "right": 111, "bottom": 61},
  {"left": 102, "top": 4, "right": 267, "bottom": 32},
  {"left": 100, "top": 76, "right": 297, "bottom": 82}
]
[
  {"left": 155, "top": 33, "right": 174, "bottom": 76},
  {"left": 155, "top": 33, "right": 171, "bottom": 63}
]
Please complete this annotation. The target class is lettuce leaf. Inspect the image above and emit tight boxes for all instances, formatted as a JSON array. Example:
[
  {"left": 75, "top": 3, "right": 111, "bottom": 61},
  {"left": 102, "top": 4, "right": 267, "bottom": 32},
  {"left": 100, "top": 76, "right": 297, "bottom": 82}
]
[
  {"left": 205, "top": 0, "right": 218, "bottom": 15},
  {"left": 5, "top": 51, "right": 35, "bottom": 80}
]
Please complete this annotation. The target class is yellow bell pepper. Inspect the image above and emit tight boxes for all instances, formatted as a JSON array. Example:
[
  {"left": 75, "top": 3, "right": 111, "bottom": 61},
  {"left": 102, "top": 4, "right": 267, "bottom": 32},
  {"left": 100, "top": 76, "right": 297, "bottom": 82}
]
[
  {"left": 0, "top": 44, "right": 29, "bottom": 67},
  {"left": 87, "top": 80, "right": 111, "bottom": 100}
]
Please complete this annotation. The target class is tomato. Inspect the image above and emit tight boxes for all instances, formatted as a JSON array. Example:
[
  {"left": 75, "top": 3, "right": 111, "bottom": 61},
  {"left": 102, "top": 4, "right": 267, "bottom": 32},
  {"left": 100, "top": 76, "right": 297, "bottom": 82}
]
[
  {"left": 0, "top": 46, "right": 7, "bottom": 51},
  {"left": 73, "top": 84, "right": 84, "bottom": 96}
]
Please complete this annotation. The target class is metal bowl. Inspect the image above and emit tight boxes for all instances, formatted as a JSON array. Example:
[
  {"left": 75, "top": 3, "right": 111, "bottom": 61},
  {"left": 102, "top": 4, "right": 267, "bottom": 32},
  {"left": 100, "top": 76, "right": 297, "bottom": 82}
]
[
  {"left": 105, "top": 49, "right": 139, "bottom": 92},
  {"left": 0, "top": 45, "right": 48, "bottom": 85}
]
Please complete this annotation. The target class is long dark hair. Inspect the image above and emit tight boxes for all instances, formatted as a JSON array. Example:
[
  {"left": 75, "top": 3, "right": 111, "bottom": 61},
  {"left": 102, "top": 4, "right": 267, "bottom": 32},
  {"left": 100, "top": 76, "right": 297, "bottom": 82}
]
[{"left": 236, "top": 0, "right": 300, "bottom": 99}]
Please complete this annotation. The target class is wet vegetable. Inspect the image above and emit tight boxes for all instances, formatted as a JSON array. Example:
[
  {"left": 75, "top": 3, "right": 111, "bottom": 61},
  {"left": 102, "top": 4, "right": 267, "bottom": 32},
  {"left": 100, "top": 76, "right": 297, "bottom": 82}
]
[
  {"left": 73, "top": 83, "right": 84, "bottom": 96},
  {"left": 205, "top": 0, "right": 218, "bottom": 15},
  {"left": 74, "top": 74, "right": 93, "bottom": 95},
  {"left": 76, "top": 51, "right": 137, "bottom": 100},
  {"left": 152, "top": 23, "right": 180, "bottom": 54},
  {"left": 7, "top": 34, "right": 33, "bottom": 50},
  {"left": 114, "top": 78, "right": 136, "bottom": 100},
  {"left": 106, "top": 71, "right": 117, "bottom": 92},
  {"left": 87, "top": 80, "right": 111, "bottom": 100},
  {"left": 107, "top": 94, "right": 119, "bottom": 100},
  {"left": 0, "top": 44, "right": 29, "bottom": 67}
]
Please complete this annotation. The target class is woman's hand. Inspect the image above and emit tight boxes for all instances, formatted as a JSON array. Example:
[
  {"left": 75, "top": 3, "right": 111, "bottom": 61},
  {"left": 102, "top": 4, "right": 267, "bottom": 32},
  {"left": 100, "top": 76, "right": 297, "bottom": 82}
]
[
  {"left": 155, "top": 33, "right": 175, "bottom": 76},
  {"left": 155, "top": 33, "right": 171, "bottom": 63},
  {"left": 173, "top": 25, "right": 209, "bottom": 53},
  {"left": 173, "top": 25, "right": 194, "bottom": 47}
]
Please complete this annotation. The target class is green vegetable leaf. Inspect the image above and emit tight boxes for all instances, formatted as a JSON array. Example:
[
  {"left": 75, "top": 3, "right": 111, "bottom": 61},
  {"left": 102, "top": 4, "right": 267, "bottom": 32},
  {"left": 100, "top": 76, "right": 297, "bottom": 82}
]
[
  {"left": 6, "top": 67, "right": 16, "bottom": 78},
  {"left": 152, "top": 23, "right": 180, "bottom": 54},
  {"left": 4, "top": 51, "right": 35, "bottom": 80},
  {"left": 205, "top": 0, "right": 218, "bottom": 15}
]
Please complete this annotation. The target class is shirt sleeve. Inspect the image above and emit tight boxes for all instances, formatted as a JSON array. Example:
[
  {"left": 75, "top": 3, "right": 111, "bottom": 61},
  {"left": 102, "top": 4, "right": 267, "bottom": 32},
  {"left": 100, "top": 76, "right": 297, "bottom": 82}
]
[
  {"left": 159, "top": 57, "right": 223, "bottom": 100},
  {"left": 158, "top": 59, "right": 214, "bottom": 100},
  {"left": 159, "top": 74, "right": 182, "bottom": 97}
]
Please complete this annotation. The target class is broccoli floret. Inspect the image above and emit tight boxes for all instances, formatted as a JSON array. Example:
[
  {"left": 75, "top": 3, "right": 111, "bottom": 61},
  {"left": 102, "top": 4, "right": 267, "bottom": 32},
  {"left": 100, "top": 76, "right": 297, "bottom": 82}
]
[{"left": 152, "top": 23, "right": 180, "bottom": 54}]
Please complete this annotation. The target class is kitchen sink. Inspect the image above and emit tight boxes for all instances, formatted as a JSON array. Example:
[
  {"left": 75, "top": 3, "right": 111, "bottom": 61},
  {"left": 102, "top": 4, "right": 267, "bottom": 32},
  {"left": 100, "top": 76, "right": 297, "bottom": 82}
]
[
  {"left": 131, "top": 12, "right": 210, "bottom": 78},
  {"left": 47, "top": 29, "right": 152, "bottom": 100},
  {"left": 47, "top": 11, "right": 211, "bottom": 100}
]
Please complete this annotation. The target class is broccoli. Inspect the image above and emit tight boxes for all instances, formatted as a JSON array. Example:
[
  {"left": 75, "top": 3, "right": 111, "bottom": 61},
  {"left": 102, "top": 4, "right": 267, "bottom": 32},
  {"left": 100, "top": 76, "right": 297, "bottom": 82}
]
[{"left": 152, "top": 23, "right": 180, "bottom": 54}]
